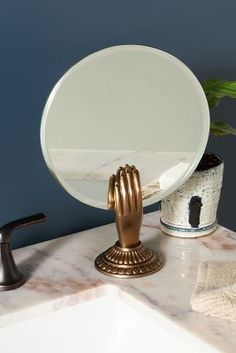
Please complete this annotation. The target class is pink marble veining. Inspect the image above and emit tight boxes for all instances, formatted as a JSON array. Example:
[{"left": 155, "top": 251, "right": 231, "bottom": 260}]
[{"left": 0, "top": 211, "right": 235, "bottom": 353}]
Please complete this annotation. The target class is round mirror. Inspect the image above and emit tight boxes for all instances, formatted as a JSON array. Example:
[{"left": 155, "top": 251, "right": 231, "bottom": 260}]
[{"left": 41, "top": 45, "right": 209, "bottom": 209}]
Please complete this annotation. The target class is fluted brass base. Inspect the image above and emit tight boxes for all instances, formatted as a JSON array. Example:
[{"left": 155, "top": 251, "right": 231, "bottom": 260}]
[{"left": 95, "top": 241, "right": 164, "bottom": 278}]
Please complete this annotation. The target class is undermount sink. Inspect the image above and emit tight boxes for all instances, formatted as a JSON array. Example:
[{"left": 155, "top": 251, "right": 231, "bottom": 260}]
[{"left": 0, "top": 285, "right": 218, "bottom": 353}]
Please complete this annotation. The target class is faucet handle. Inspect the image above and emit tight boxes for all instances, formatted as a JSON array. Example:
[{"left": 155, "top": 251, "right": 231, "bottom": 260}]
[{"left": 0, "top": 213, "right": 46, "bottom": 291}]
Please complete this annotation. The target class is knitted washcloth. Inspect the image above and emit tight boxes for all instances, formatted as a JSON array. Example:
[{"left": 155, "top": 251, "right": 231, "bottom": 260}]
[{"left": 191, "top": 262, "right": 236, "bottom": 321}]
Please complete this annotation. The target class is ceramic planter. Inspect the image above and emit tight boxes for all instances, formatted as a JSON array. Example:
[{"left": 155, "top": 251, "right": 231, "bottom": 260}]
[{"left": 160, "top": 153, "right": 224, "bottom": 237}]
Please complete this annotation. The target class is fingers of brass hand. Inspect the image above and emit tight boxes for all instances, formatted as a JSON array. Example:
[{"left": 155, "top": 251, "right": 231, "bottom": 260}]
[
  {"left": 114, "top": 181, "right": 123, "bottom": 216},
  {"left": 132, "top": 166, "right": 142, "bottom": 212},
  {"left": 120, "top": 169, "right": 130, "bottom": 215},
  {"left": 125, "top": 165, "right": 136, "bottom": 213},
  {"left": 108, "top": 164, "right": 142, "bottom": 215},
  {"left": 108, "top": 174, "right": 116, "bottom": 209}
]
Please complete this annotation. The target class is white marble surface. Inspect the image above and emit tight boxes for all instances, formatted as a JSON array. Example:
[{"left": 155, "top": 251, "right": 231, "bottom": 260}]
[{"left": 0, "top": 211, "right": 235, "bottom": 353}]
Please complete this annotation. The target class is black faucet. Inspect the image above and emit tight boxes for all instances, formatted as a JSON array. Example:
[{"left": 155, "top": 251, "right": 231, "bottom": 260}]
[{"left": 0, "top": 213, "right": 46, "bottom": 291}]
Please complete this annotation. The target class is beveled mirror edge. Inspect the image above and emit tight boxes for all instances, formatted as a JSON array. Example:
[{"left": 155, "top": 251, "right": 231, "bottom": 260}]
[{"left": 40, "top": 44, "right": 210, "bottom": 210}]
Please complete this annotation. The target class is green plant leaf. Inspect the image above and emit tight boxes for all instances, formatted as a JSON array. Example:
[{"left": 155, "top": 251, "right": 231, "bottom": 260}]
[
  {"left": 210, "top": 121, "right": 236, "bottom": 136},
  {"left": 203, "top": 80, "right": 236, "bottom": 109},
  {"left": 207, "top": 96, "right": 221, "bottom": 109},
  {"left": 202, "top": 80, "right": 236, "bottom": 136}
]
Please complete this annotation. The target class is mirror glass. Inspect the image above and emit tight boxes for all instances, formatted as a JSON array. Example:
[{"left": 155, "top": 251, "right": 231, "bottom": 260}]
[{"left": 41, "top": 45, "right": 209, "bottom": 209}]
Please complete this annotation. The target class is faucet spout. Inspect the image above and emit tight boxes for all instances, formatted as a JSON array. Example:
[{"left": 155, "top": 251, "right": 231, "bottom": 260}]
[{"left": 0, "top": 213, "right": 46, "bottom": 291}]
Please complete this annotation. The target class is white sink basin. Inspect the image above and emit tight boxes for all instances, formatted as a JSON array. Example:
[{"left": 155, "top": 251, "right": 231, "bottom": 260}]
[{"left": 0, "top": 286, "right": 218, "bottom": 353}]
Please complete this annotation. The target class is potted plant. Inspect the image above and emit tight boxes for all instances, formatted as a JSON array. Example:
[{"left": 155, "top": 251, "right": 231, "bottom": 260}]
[{"left": 160, "top": 80, "right": 236, "bottom": 238}]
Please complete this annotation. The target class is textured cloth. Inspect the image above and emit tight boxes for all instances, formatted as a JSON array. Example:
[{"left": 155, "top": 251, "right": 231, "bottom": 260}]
[{"left": 191, "top": 262, "right": 236, "bottom": 321}]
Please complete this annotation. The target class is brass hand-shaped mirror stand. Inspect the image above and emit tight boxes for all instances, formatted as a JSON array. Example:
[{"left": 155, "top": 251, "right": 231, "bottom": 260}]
[{"left": 95, "top": 165, "right": 164, "bottom": 278}]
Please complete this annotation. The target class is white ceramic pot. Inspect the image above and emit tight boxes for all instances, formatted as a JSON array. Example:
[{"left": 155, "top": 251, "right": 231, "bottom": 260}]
[{"left": 160, "top": 153, "right": 224, "bottom": 237}]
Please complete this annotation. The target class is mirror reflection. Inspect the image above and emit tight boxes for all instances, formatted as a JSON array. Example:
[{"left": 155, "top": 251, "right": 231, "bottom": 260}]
[{"left": 41, "top": 45, "right": 209, "bottom": 209}]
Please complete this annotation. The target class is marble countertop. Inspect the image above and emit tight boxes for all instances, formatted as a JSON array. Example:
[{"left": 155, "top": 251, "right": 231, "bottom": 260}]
[{"left": 0, "top": 211, "right": 235, "bottom": 352}]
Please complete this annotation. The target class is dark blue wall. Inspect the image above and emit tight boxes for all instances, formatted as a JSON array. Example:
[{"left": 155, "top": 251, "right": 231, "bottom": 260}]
[{"left": 0, "top": 1, "right": 235, "bottom": 248}]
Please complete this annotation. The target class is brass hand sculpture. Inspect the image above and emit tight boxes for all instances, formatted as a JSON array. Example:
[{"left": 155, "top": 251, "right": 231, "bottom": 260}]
[
  {"left": 108, "top": 165, "right": 142, "bottom": 248},
  {"left": 95, "top": 164, "right": 164, "bottom": 278}
]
